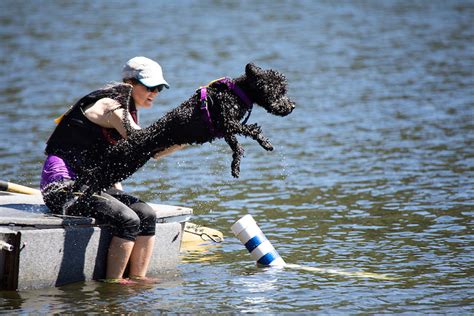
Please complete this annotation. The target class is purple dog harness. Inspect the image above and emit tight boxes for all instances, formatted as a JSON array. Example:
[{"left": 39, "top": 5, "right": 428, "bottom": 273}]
[{"left": 199, "top": 77, "right": 253, "bottom": 137}]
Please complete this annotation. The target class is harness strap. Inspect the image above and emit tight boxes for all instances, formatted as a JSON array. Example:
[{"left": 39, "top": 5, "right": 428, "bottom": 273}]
[
  {"left": 199, "top": 77, "right": 253, "bottom": 137},
  {"left": 200, "top": 85, "right": 220, "bottom": 136},
  {"left": 218, "top": 77, "right": 253, "bottom": 109}
]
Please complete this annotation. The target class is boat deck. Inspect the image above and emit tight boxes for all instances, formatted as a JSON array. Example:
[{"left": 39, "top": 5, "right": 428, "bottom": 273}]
[{"left": 0, "top": 192, "right": 192, "bottom": 290}]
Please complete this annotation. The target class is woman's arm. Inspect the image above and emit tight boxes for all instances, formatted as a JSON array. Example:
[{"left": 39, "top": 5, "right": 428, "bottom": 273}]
[
  {"left": 84, "top": 98, "right": 140, "bottom": 138},
  {"left": 84, "top": 98, "right": 140, "bottom": 190}
]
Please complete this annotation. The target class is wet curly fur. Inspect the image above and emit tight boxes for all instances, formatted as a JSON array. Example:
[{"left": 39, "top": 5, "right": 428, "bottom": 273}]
[{"left": 75, "top": 63, "right": 295, "bottom": 196}]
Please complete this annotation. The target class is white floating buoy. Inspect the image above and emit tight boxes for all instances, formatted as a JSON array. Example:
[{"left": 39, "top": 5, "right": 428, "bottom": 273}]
[
  {"left": 231, "top": 214, "right": 286, "bottom": 266},
  {"left": 231, "top": 215, "right": 397, "bottom": 280}
]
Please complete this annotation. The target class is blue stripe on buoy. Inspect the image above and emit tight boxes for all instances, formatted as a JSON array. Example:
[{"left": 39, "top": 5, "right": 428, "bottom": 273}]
[
  {"left": 244, "top": 234, "right": 266, "bottom": 253},
  {"left": 257, "top": 250, "right": 280, "bottom": 265}
]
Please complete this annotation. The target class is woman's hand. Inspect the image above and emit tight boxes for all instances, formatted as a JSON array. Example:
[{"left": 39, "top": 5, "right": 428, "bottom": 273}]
[{"left": 153, "top": 144, "right": 186, "bottom": 159}]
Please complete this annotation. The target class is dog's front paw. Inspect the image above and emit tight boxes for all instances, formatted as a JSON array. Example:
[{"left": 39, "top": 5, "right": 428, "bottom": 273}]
[
  {"left": 231, "top": 166, "right": 240, "bottom": 178},
  {"left": 262, "top": 142, "right": 274, "bottom": 151},
  {"left": 257, "top": 137, "right": 274, "bottom": 151},
  {"left": 231, "top": 155, "right": 241, "bottom": 178}
]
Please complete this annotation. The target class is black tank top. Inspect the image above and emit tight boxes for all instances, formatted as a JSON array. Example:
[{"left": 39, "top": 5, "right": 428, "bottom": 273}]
[{"left": 45, "top": 83, "right": 138, "bottom": 176}]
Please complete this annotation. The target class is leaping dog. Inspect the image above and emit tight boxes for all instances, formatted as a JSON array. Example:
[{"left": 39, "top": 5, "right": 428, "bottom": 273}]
[{"left": 74, "top": 63, "right": 295, "bottom": 197}]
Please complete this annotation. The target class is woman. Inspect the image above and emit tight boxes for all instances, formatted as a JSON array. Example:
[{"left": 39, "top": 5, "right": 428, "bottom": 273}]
[{"left": 40, "top": 56, "right": 181, "bottom": 284}]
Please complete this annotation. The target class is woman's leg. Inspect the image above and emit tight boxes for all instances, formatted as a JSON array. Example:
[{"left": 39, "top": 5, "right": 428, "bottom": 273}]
[
  {"left": 129, "top": 235, "right": 156, "bottom": 278},
  {"left": 106, "top": 236, "right": 135, "bottom": 279},
  {"left": 44, "top": 182, "right": 145, "bottom": 281},
  {"left": 105, "top": 188, "right": 157, "bottom": 279},
  {"left": 73, "top": 191, "right": 142, "bottom": 280}
]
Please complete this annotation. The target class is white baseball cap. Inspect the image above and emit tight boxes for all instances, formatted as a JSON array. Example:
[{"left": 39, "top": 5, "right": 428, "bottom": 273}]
[{"left": 122, "top": 56, "right": 169, "bottom": 88}]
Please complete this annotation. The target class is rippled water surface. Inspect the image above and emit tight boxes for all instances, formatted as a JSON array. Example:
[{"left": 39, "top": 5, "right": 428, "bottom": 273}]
[{"left": 1, "top": 0, "right": 473, "bottom": 314}]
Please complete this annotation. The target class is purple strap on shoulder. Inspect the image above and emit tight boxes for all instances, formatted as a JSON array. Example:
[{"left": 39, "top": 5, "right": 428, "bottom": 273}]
[
  {"left": 219, "top": 77, "right": 253, "bottom": 108},
  {"left": 200, "top": 86, "right": 219, "bottom": 136},
  {"left": 199, "top": 77, "right": 253, "bottom": 137}
]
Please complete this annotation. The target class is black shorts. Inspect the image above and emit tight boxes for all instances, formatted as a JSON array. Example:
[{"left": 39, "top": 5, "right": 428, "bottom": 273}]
[{"left": 42, "top": 181, "right": 156, "bottom": 241}]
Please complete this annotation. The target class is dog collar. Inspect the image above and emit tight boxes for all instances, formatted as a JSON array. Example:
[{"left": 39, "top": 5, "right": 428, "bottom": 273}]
[{"left": 199, "top": 77, "right": 254, "bottom": 137}]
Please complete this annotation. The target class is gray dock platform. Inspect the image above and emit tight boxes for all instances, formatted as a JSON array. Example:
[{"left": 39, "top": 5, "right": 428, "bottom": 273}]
[{"left": 0, "top": 192, "right": 192, "bottom": 290}]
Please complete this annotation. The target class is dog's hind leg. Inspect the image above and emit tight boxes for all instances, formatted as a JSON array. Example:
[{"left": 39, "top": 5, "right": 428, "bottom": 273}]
[{"left": 224, "top": 134, "right": 244, "bottom": 178}]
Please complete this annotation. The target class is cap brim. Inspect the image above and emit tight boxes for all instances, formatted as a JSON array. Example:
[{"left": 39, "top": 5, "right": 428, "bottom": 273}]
[{"left": 139, "top": 78, "right": 170, "bottom": 89}]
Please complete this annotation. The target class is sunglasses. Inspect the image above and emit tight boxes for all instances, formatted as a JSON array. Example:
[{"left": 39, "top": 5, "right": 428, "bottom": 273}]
[{"left": 144, "top": 84, "right": 166, "bottom": 93}]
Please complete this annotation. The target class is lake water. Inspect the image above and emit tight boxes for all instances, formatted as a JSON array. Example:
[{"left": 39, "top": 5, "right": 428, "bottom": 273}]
[{"left": 1, "top": 0, "right": 473, "bottom": 314}]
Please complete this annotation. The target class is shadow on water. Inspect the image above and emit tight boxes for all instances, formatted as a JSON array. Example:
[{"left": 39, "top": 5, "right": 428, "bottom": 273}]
[{"left": 1, "top": 277, "right": 181, "bottom": 314}]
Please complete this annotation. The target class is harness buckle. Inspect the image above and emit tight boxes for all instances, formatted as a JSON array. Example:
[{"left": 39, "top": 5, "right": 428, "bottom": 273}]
[{"left": 200, "top": 98, "right": 207, "bottom": 110}]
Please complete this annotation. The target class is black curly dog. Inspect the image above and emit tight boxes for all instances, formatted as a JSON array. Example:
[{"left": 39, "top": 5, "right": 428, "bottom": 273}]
[{"left": 73, "top": 63, "right": 295, "bottom": 199}]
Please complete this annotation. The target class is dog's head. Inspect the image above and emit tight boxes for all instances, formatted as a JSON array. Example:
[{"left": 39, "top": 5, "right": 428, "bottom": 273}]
[{"left": 245, "top": 63, "right": 295, "bottom": 116}]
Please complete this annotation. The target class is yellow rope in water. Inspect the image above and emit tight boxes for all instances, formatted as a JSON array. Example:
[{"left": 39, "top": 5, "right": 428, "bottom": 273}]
[{"left": 284, "top": 264, "right": 398, "bottom": 280}]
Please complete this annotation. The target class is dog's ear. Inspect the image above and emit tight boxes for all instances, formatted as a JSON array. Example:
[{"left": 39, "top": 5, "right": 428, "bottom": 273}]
[{"left": 245, "top": 63, "right": 262, "bottom": 78}]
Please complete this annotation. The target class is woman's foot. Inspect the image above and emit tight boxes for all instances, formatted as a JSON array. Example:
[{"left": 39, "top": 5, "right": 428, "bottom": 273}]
[
  {"left": 100, "top": 278, "right": 138, "bottom": 285},
  {"left": 129, "top": 275, "right": 160, "bottom": 284}
]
